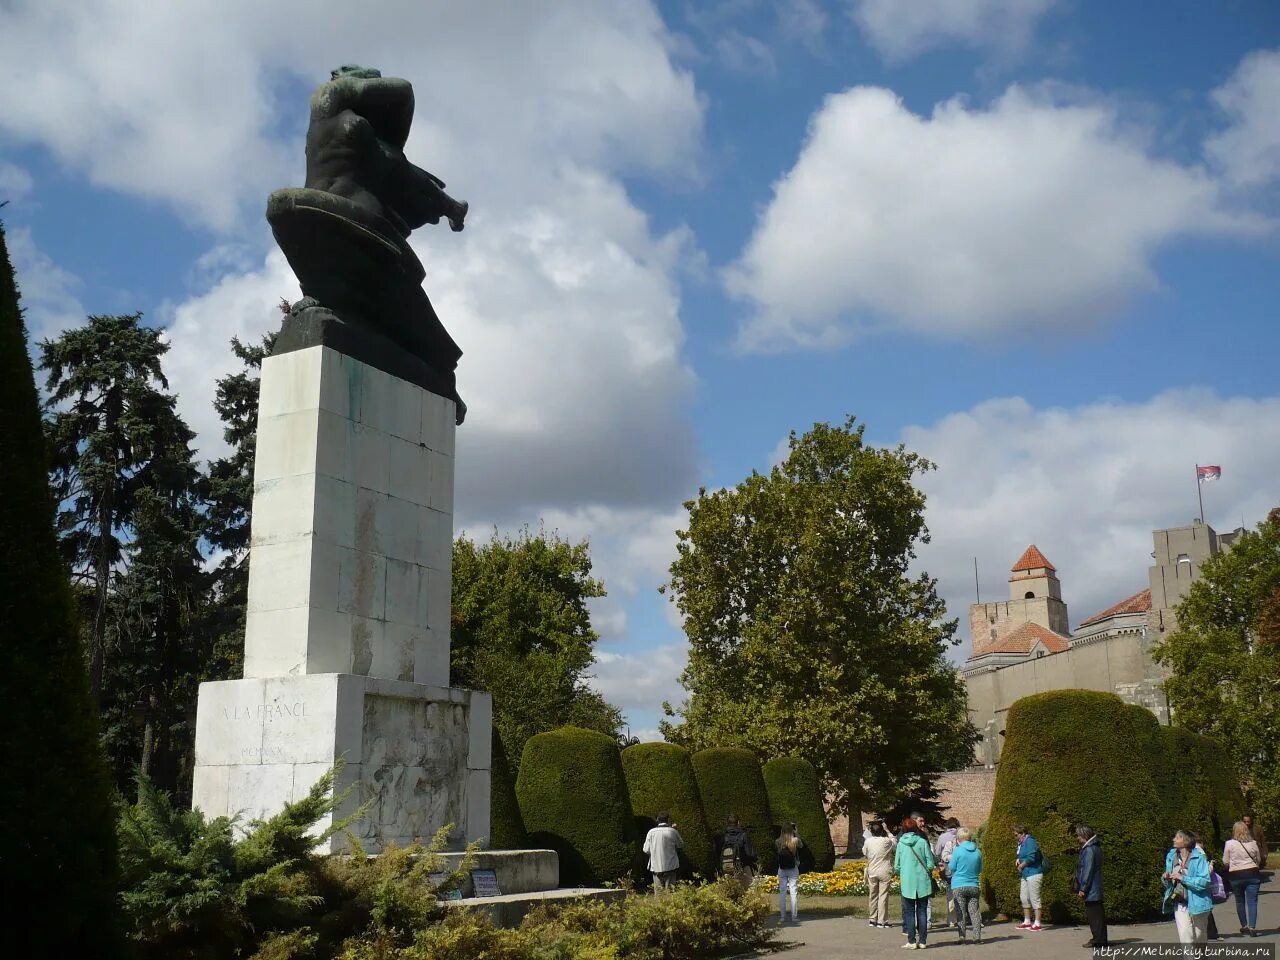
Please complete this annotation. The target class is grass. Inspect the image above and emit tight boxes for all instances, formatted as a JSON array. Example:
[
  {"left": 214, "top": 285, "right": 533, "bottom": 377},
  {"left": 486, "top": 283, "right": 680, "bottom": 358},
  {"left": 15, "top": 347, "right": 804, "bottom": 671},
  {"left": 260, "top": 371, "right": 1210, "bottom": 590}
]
[
  {"left": 757, "top": 891, "right": 952, "bottom": 920},
  {"left": 1269, "top": 851, "right": 1279, "bottom": 870}
]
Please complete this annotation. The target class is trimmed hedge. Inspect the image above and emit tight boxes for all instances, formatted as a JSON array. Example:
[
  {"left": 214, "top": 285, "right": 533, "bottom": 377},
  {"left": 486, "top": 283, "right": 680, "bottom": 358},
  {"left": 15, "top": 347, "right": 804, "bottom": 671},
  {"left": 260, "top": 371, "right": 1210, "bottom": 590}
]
[
  {"left": 516, "top": 726, "right": 639, "bottom": 885},
  {"left": 691, "top": 747, "right": 776, "bottom": 875},
  {"left": 762, "top": 756, "right": 836, "bottom": 873},
  {"left": 489, "top": 727, "right": 528, "bottom": 850},
  {"left": 1158, "top": 726, "right": 1245, "bottom": 856},
  {"left": 0, "top": 220, "right": 122, "bottom": 956},
  {"left": 983, "top": 691, "right": 1169, "bottom": 923},
  {"left": 622, "top": 742, "right": 717, "bottom": 879}
]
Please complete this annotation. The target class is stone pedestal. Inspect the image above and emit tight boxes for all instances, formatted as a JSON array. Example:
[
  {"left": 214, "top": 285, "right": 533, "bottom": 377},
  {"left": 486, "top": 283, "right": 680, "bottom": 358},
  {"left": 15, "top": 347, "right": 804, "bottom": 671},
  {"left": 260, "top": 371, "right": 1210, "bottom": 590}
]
[{"left": 192, "top": 345, "right": 490, "bottom": 852}]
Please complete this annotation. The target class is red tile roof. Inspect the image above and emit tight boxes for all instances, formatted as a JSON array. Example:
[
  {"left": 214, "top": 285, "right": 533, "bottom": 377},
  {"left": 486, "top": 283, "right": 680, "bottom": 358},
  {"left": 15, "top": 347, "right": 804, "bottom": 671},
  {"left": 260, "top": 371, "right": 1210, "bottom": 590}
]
[
  {"left": 1011, "top": 544, "right": 1056, "bottom": 573},
  {"left": 983, "top": 622, "right": 1071, "bottom": 655},
  {"left": 1078, "top": 588, "right": 1152, "bottom": 628}
]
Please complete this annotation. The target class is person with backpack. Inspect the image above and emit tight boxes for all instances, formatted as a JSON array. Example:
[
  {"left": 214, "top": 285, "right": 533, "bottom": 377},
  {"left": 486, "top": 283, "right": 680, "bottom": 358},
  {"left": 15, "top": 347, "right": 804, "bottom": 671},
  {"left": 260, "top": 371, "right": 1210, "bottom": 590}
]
[
  {"left": 720, "top": 814, "right": 758, "bottom": 882},
  {"left": 641, "top": 810, "right": 684, "bottom": 895},
  {"left": 894, "top": 817, "right": 937, "bottom": 949},
  {"left": 1014, "top": 825, "right": 1045, "bottom": 931},
  {"left": 776, "top": 821, "right": 805, "bottom": 924},
  {"left": 934, "top": 817, "right": 960, "bottom": 927},
  {"left": 1223, "top": 820, "right": 1264, "bottom": 936}
]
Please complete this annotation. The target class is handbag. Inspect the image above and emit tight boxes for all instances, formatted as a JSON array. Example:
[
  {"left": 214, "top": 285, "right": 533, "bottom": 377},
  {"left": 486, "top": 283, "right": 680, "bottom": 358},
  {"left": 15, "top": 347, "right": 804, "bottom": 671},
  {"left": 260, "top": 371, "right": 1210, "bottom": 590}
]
[
  {"left": 1209, "top": 870, "right": 1229, "bottom": 904},
  {"left": 907, "top": 841, "right": 940, "bottom": 896}
]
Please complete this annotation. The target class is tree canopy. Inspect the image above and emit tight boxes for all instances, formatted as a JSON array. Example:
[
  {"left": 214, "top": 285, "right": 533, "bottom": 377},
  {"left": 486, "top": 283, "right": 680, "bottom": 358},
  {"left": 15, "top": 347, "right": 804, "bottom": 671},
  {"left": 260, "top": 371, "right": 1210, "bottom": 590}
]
[
  {"left": 661, "top": 418, "right": 975, "bottom": 817},
  {"left": 1154, "top": 508, "right": 1280, "bottom": 830},
  {"left": 451, "top": 527, "right": 623, "bottom": 766}
]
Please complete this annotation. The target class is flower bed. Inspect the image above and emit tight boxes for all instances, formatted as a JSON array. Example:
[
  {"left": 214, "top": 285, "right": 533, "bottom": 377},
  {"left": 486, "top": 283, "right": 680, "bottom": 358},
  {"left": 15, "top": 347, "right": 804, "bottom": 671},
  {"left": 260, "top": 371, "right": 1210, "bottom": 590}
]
[{"left": 753, "top": 859, "right": 904, "bottom": 897}]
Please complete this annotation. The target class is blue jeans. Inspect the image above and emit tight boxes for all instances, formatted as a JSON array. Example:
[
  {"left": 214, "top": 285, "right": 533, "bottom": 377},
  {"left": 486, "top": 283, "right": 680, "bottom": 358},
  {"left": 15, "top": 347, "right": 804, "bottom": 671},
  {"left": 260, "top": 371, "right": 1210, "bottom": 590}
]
[
  {"left": 903, "top": 895, "right": 930, "bottom": 944},
  {"left": 1232, "top": 872, "right": 1261, "bottom": 929}
]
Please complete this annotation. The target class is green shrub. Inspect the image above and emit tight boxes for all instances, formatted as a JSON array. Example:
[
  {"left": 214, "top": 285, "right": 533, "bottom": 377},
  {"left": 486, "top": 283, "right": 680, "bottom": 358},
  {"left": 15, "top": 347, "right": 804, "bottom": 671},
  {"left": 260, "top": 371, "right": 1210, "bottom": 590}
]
[
  {"left": 621, "top": 741, "right": 716, "bottom": 878},
  {"left": 762, "top": 756, "right": 836, "bottom": 872},
  {"left": 982, "top": 691, "right": 1169, "bottom": 923},
  {"left": 691, "top": 747, "right": 776, "bottom": 875},
  {"left": 0, "top": 220, "right": 122, "bottom": 958},
  {"left": 490, "top": 727, "right": 529, "bottom": 850},
  {"left": 516, "top": 726, "right": 640, "bottom": 885}
]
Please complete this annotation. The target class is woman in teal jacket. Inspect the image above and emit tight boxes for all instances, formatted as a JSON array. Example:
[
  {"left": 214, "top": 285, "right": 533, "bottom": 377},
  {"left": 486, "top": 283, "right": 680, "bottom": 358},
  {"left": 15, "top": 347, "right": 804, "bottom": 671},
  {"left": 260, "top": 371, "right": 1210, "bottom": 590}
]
[
  {"left": 894, "top": 819, "right": 937, "bottom": 949},
  {"left": 1162, "top": 830, "right": 1212, "bottom": 947}
]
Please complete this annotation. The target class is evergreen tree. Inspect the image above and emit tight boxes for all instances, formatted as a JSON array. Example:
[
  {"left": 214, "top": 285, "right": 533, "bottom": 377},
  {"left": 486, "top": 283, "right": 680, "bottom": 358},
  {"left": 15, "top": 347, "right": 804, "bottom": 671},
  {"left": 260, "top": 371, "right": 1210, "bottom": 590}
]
[
  {"left": 0, "top": 217, "right": 121, "bottom": 955},
  {"left": 40, "top": 313, "right": 187, "bottom": 702},
  {"left": 662, "top": 418, "right": 976, "bottom": 823},
  {"left": 201, "top": 334, "right": 274, "bottom": 679},
  {"left": 452, "top": 527, "right": 623, "bottom": 767}
]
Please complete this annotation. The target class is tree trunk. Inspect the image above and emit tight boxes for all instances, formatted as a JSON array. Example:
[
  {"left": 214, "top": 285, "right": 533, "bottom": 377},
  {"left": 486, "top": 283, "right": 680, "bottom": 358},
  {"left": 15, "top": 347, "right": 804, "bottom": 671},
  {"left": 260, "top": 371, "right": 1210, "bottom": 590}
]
[
  {"left": 139, "top": 693, "right": 156, "bottom": 784},
  {"left": 89, "top": 486, "right": 112, "bottom": 705},
  {"left": 841, "top": 762, "right": 865, "bottom": 857}
]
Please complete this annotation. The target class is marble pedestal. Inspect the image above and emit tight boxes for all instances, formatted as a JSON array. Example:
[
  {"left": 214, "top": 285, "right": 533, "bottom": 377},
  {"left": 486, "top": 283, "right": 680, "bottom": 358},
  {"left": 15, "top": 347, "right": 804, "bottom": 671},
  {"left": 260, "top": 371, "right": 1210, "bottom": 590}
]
[{"left": 192, "top": 345, "right": 490, "bottom": 852}]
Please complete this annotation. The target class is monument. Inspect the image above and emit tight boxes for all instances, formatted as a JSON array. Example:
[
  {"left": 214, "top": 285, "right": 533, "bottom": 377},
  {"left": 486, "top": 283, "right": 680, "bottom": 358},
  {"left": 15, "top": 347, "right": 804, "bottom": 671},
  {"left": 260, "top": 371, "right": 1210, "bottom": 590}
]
[{"left": 191, "top": 66, "right": 491, "bottom": 852}]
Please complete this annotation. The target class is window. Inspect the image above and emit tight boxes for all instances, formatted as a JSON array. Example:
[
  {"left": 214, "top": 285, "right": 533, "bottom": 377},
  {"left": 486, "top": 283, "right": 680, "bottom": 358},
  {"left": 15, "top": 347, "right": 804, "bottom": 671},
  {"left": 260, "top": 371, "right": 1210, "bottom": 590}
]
[
  {"left": 1177, "top": 554, "right": 1191, "bottom": 564},
  {"left": 1024, "top": 591, "right": 1035, "bottom": 599}
]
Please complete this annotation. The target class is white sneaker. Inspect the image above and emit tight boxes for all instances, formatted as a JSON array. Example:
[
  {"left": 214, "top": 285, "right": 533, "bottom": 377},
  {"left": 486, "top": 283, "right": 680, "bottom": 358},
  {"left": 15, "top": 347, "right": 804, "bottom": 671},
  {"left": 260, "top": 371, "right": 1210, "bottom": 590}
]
[{"left": 901, "top": 943, "right": 918, "bottom": 949}]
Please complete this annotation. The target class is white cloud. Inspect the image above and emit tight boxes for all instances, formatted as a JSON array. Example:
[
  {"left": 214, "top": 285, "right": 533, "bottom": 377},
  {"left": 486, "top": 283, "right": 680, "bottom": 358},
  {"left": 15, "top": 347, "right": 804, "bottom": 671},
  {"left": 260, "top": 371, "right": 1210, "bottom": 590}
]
[
  {"left": 1206, "top": 48, "right": 1280, "bottom": 189},
  {"left": 849, "top": 0, "right": 1061, "bottom": 62},
  {"left": 6, "top": 225, "right": 87, "bottom": 343},
  {"left": 589, "top": 643, "right": 688, "bottom": 716},
  {"left": 0, "top": 0, "right": 702, "bottom": 232},
  {"left": 0, "top": 162, "right": 33, "bottom": 203},
  {"left": 726, "top": 84, "right": 1266, "bottom": 351},
  {"left": 901, "top": 390, "right": 1280, "bottom": 656}
]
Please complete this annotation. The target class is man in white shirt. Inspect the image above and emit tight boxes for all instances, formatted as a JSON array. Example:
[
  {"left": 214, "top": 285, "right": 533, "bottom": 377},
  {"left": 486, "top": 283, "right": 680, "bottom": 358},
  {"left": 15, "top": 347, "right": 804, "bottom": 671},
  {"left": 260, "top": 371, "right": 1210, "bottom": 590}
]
[{"left": 643, "top": 811, "right": 684, "bottom": 894}]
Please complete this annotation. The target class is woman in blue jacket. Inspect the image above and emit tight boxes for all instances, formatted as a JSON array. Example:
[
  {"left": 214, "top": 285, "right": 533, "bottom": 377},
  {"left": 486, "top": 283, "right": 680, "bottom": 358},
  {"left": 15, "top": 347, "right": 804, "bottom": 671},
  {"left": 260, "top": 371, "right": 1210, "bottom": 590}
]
[
  {"left": 946, "top": 827, "right": 983, "bottom": 943},
  {"left": 1162, "top": 829, "right": 1212, "bottom": 947}
]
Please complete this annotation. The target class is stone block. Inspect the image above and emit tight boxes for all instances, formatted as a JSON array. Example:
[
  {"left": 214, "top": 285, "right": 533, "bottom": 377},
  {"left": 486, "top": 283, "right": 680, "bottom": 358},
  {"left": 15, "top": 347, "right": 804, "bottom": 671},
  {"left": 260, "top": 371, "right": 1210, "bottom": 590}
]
[
  {"left": 193, "top": 678, "right": 268, "bottom": 766},
  {"left": 243, "top": 607, "right": 310, "bottom": 677},
  {"left": 385, "top": 373, "right": 423, "bottom": 443},
  {"left": 417, "top": 508, "right": 452, "bottom": 570},
  {"left": 428, "top": 449, "right": 454, "bottom": 513},
  {"left": 228, "top": 763, "right": 298, "bottom": 823},
  {"left": 254, "top": 409, "right": 320, "bottom": 483},
  {"left": 388, "top": 436, "right": 430, "bottom": 505},
  {"left": 354, "top": 360, "right": 396, "bottom": 429},
  {"left": 382, "top": 495, "right": 420, "bottom": 564},
  {"left": 258, "top": 347, "right": 322, "bottom": 419},
  {"left": 315, "top": 408, "right": 355, "bottom": 479},
  {"left": 247, "top": 538, "right": 316, "bottom": 613},
  {"left": 338, "top": 547, "right": 386, "bottom": 621},
  {"left": 422, "top": 390, "right": 456, "bottom": 456},
  {"left": 426, "top": 566, "right": 451, "bottom": 638},
  {"left": 384, "top": 558, "right": 423, "bottom": 628},
  {"left": 466, "top": 768, "right": 492, "bottom": 847},
  {"left": 379, "top": 623, "right": 419, "bottom": 682},
  {"left": 353, "top": 487, "right": 386, "bottom": 556},
  {"left": 352, "top": 422, "right": 391, "bottom": 494},
  {"left": 304, "top": 608, "right": 354, "bottom": 675},
  {"left": 262, "top": 675, "right": 340, "bottom": 765},
  {"left": 191, "top": 763, "right": 231, "bottom": 818},
  {"left": 250, "top": 474, "right": 317, "bottom": 546},
  {"left": 414, "top": 627, "right": 449, "bottom": 687},
  {"left": 314, "top": 474, "right": 356, "bottom": 549},
  {"left": 468, "top": 692, "right": 493, "bottom": 770},
  {"left": 349, "top": 616, "right": 384, "bottom": 676}
]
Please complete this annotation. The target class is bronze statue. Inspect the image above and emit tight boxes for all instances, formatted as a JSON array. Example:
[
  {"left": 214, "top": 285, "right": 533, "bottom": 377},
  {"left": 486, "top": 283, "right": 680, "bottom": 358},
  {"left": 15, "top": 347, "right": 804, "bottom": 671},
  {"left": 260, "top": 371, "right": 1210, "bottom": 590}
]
[{"left": 267, "top": 66, "right": 469, "bottom": 421}]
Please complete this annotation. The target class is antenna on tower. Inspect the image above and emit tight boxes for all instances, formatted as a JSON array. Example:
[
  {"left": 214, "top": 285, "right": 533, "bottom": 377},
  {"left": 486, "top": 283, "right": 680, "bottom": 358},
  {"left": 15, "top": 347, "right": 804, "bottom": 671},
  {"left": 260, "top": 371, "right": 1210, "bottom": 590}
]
[{"left": 974, "top": 557, "right": 981, "bottom": 604}]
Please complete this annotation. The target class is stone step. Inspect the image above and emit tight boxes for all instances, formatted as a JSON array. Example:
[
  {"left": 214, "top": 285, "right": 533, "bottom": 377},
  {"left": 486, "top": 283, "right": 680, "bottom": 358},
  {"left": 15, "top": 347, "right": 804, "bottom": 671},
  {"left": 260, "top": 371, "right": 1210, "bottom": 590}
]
[
  {"left": 432, "top": 848, "right": 558, "bottom": 896},
  {"left": 444, "top": 887, "right": 624, "bottom": 927}
]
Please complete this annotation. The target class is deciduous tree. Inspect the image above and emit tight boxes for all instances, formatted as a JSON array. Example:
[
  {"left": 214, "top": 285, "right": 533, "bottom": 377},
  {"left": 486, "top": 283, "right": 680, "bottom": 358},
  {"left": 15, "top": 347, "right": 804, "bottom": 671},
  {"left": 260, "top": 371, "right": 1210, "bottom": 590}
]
[
  {"left": 661, "top": 418, "right": 976, "bottom": 823},
  {"left": 451, "top": 527, "right": 623, "bottom": 766},
  {"left": 1154, "top": 508, "right": 1280, "bottom": 830}
]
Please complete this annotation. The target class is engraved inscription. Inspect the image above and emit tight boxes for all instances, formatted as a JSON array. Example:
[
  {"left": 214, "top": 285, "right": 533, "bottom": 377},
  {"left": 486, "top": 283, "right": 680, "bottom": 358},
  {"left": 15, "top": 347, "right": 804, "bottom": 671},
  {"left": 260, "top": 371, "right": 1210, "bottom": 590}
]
[{"left": 222, "top": 701, "right": 307, "bottom": 721}]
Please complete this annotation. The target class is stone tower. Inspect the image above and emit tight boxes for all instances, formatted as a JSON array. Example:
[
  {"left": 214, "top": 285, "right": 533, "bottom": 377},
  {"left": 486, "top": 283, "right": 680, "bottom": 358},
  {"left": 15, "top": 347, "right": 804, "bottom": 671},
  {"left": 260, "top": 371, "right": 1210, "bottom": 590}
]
[{"left": 969, "top": 545, "right": 1071, "bottom": 656}]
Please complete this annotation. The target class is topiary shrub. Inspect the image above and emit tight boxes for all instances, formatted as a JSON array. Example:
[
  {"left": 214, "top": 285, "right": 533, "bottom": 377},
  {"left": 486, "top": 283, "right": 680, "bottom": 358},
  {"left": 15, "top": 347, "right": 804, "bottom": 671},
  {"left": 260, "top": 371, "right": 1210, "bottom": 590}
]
[
  {"left": 1197, "top": 732, "right": 1246, "bottom": 849},
  {"left": 489, "top": 727, "right": 528, "bottom": 850},
  {"left": 0, "top": 219, "right": 122, "bottom": 957},
  {"left": 982, "top": 690, "right": 1169, "bottom": 923},
  {"left": 516, "top": 726, "right": 640, "bottom": 885},
  {"left": 622, "top": 742, "right": 716, "bottom": 878},
  {"left": 691, "top": 747, "right": 776, "bottom": 875},
  {"left": 1159, "top": 727, "right": 1246, "bottom": 856},
  {"left": 762, "top": 756, "right": 835, "bottom": 872}
]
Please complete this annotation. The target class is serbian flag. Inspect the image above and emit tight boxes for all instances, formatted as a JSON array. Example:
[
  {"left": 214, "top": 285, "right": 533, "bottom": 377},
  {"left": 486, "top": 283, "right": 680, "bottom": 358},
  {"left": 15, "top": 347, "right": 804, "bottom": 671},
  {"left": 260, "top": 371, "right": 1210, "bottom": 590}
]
[{"left": 1197, "top": 465, "right": 1222, "bottom": 483}]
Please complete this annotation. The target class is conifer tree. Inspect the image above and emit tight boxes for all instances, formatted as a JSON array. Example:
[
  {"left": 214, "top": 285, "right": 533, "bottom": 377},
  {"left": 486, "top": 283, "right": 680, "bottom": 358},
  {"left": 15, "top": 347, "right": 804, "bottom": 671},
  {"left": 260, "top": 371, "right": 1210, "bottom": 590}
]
[{"left": 0, "top": 217, "right": 121, "bottom": 955}]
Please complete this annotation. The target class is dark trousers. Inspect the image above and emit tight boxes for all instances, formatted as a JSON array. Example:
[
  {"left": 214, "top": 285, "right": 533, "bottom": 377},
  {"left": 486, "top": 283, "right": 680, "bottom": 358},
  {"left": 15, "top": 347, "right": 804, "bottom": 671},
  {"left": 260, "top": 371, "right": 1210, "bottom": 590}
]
[
  {"left": 902, "top": 895, "right": 930, "bottom": 945},
  {"left": 1085, "top": 899, "right": 1108, "bottom": 946}
]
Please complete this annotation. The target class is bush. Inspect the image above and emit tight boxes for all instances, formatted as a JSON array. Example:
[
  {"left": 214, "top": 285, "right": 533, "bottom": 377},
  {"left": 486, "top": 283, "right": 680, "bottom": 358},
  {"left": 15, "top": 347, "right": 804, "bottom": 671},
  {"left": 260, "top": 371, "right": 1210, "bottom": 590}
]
[
  {"left": 0, "top": 220, "right": 122, "bottom": 957},
  {"left": 983, "top": 691, "right": 1170, "bottom": 923},
  {"left": 762, "top": 756, "right": 836, "bottom": 872},
  {"left": 691, "top": 747, "right": 776, "bottom": 875},
  {"left": 516, "top": 726, "right": 640, "bottom": 885},
  {"left": 490, "top": 727, "right": 529, "bottom": 850},
  {"left": 621, "top": 741, "right": 716, "bottom": 879}
]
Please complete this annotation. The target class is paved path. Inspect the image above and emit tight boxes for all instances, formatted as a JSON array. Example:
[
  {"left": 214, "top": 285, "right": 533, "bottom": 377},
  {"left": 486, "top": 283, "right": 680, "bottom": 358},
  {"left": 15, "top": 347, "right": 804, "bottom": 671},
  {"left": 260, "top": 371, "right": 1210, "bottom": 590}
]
[{"left": 767, "top": 885, "right": 1280, "bottom": 958}]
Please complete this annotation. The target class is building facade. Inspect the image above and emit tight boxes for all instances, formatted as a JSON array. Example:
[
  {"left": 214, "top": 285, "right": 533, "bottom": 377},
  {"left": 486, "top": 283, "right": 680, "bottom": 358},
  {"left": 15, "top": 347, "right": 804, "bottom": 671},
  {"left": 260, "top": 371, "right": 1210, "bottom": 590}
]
[{"left": 961, "top": 520, "right": 1242, "bottom": 766}]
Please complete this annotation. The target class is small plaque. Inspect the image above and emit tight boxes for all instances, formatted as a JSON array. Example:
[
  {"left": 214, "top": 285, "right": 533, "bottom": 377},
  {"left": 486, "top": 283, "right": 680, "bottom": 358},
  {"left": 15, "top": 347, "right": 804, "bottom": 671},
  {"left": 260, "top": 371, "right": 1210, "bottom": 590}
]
[
  {"left": 428, "top": 872, "right": 463, "bottom": 901},
  {"left": 470, "top": 868, "right": 502, "bottom": 898}
]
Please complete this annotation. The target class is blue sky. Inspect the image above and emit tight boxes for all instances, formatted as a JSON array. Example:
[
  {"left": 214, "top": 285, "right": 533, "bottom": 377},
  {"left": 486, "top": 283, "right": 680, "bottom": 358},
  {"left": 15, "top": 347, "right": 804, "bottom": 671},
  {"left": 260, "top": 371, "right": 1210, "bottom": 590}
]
[{"left": 2, "top": 0, "right": 1277, "bottom": 739}]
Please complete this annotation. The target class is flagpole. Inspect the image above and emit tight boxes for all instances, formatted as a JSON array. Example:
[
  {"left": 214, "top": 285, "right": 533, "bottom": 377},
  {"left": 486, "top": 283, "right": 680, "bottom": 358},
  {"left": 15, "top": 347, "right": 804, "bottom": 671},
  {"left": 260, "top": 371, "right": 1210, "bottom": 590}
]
[{"left": 1196, "top": 464, "right": 1204, "bottom": 524}]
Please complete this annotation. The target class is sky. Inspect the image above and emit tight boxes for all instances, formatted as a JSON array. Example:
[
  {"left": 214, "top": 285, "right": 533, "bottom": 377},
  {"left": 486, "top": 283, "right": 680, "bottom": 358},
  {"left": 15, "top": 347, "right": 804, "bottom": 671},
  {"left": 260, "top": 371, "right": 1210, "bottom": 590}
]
[{"left": 2, "top": 0, "right": 1277, "bottom": 741}]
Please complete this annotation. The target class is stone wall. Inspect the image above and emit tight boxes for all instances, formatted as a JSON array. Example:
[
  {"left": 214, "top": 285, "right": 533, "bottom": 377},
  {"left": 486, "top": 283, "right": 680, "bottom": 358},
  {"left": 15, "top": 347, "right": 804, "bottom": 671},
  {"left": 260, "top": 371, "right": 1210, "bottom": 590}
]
[{"left": 934, "top": 769, "right": 998, "bottom": 830}]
